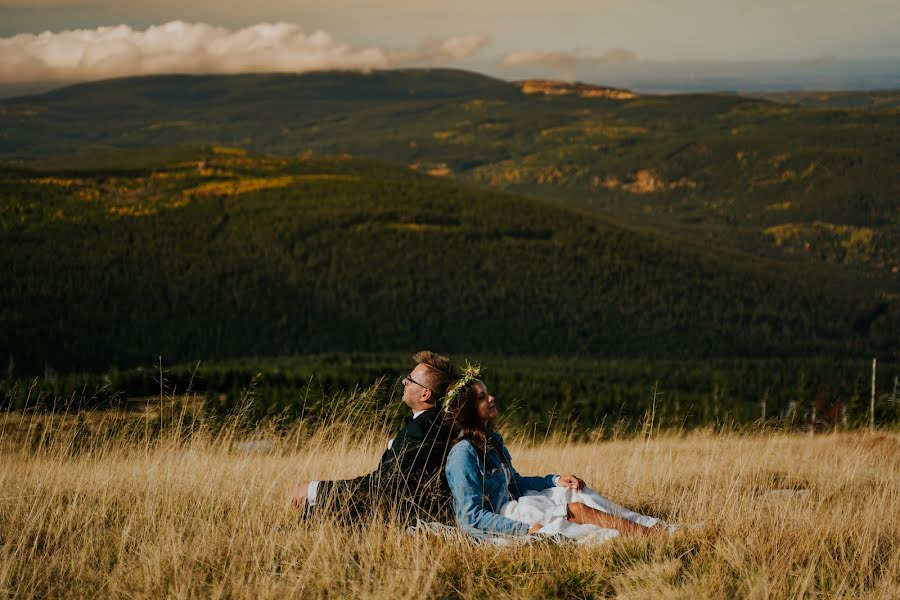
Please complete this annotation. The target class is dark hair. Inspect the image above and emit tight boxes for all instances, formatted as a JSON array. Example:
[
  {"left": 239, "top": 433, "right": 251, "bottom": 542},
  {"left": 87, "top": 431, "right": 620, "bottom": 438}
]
[
  {"left": 443, "top": 378, "right": 494, "bottom": 455},
  {"left": 413, "top": 350, "right": 459, "bottom": 400}
]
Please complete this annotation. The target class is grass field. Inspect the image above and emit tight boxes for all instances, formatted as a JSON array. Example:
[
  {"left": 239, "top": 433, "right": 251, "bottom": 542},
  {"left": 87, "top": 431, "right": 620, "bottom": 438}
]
[{"left": 1, "top": 408, "right": 898, "bottom": 598}]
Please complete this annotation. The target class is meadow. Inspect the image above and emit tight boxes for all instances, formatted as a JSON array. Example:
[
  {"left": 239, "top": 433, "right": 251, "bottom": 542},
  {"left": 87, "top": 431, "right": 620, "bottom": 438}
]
[{"left": 2, "top": 402, "right": 898, "bottom": 599}]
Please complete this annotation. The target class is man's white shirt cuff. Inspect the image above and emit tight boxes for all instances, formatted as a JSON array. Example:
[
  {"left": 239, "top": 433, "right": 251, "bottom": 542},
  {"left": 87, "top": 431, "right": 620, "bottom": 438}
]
[{"left": 307, "top": 480, "right": 320, "bottom": 506}]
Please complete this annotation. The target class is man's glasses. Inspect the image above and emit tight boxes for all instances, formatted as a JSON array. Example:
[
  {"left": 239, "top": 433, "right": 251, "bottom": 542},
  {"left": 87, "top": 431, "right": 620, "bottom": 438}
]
[{"left": 401, "top": 373, "right": 432, "bottom": 393}]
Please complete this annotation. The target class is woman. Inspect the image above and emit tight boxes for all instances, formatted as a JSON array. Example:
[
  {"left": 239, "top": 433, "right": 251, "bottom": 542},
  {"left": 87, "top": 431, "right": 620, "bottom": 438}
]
[{"left": 443, "top": 369, "right": 671, "bottom": 543}]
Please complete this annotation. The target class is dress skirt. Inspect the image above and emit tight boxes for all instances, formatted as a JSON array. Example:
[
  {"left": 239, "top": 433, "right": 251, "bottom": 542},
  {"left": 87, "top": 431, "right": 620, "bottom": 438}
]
[{"left": 498, "top": 486, "right": 670, "bottom": 544}]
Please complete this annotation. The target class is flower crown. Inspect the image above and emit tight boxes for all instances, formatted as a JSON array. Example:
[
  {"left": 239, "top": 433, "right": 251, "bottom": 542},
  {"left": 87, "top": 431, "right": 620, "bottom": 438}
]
[{"left": 442, "top": 362, "right": 481, "bottom": 410}]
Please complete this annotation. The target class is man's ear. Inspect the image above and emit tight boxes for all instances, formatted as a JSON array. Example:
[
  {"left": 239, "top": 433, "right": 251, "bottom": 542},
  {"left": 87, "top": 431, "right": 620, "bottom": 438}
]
[{"left": 422, "top": 388, "right": 434, "bottom": 405}]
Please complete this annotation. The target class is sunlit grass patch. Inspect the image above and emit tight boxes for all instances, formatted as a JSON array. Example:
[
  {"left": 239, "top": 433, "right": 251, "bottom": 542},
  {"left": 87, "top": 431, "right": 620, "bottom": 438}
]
[
  {"left": 181, "top": 175, "right": 297, "bottom": 197},
  {"left": 106, "top": 205, "right": 159, "bottom": 217},
  {"left": 1, "top": 406, "right": 897, "bottom": 598},
  {"left": 212, "top": 146, "right": 248, "bottom": 156},
  {"left": 764, "top": 221, "right": 876, "bottom": 250},
  {"left": 28, "top": 176, "right": 86, "bottom": 187}
]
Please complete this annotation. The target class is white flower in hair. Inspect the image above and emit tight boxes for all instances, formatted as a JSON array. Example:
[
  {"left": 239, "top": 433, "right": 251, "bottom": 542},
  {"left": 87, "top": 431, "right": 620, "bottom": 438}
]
[{"left": 442, "top": 362, "right": 481, "bottom": 410}]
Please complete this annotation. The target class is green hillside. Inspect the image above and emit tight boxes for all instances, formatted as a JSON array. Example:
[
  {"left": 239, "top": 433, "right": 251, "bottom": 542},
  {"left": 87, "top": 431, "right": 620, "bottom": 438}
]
[
  {"left": 2, "top": 69, "right": 897, "bottom": 283},
  {"left": 748, "top": 90, "right": 900, "bottom": 110},
  {"left": 1, "top": 148, "right": 895, "bottom": 373}
]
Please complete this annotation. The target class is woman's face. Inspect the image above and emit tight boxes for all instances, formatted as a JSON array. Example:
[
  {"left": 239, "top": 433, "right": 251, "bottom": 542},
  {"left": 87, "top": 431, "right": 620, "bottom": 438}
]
[{"left": 472, "top": 380, "right": 498, "bottom": 424}]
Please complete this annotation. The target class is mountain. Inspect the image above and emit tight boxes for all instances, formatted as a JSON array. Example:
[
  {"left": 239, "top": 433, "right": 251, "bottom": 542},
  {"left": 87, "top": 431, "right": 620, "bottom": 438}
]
[
  {"left": 2, "top": 69, "right": 897, "bottom": 286},
  {"left": 1, "top": 148, "right": 895, "bottom": 372}
]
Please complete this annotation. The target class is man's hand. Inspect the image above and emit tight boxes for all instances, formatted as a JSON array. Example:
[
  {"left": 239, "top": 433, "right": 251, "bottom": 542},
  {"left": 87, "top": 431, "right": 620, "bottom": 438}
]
[
  {"left": 557, "top": 474, "right": 586, "bottom": 491},
  {"left": 527, "top": 522, "right": 544, "bottom": 534},
  {"left": 290, "top": 482, "right": 309, "bottom": 508}
]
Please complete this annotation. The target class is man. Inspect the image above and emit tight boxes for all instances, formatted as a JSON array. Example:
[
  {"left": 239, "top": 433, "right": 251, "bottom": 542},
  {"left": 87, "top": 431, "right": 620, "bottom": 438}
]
[{"left": 290, "top": 350, "right": 459, "bottom": 523}]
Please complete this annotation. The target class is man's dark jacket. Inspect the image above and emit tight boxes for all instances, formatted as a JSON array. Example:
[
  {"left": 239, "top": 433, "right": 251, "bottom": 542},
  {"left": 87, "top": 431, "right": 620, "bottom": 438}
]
[{"left": 313, "top": 407, "right": 454, "bottom": 523}]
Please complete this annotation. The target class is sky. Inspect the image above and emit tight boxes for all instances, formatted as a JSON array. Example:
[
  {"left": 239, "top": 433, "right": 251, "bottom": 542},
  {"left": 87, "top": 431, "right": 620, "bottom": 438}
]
[{"left": 1, "top": 0, "right": 899, "bottom": 92}]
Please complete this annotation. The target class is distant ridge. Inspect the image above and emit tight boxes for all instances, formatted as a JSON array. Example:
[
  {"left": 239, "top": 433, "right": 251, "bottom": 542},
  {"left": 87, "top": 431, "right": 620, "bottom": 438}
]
[
  {"left": 744, "top": 90, "right": 900, "bottom": 110},
  {"left": 516, "top": 79, "right": 637, "bottom": 100}
]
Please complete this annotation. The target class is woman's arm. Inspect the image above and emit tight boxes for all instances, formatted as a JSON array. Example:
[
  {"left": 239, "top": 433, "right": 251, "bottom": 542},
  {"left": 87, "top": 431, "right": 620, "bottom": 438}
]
[
  {"left": 497, "top": 436, "right": 557, "bottom": 496},
  {"left": 445, "top": 443, "right": 531, "bottom": 536}
]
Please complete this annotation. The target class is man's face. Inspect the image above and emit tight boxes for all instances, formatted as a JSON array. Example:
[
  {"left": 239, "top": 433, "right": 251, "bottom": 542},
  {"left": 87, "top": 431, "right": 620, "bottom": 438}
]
[{"left": 401, "top": 363, "right": 433, "bottom": 410}]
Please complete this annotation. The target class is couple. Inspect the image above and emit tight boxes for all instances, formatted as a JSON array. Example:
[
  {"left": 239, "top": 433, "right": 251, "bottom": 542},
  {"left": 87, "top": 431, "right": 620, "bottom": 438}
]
[{"left": 291, "top": 351, "right": 669, "bottom": 542}]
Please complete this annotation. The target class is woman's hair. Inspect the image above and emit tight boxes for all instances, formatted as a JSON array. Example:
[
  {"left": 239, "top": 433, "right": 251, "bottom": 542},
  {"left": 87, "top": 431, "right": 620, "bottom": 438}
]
[{"left": 443, "top": 377, "right": 494, "bottom": 455}]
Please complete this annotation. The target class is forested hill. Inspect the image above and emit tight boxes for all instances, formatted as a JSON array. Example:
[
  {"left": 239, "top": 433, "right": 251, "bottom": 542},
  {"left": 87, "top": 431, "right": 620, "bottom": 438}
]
[
  {"left": 2, "top": 69, "right": 898, "bottom": 284},
  {"left": 1, "top": 149, "right": 895, "bottom": 373},
  {"left": 747, "top": 90, "right": 900, "bottom": 110}
]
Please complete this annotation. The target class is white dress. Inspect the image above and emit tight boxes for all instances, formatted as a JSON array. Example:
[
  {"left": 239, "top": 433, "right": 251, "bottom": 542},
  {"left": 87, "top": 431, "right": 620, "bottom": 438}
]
[{"left": 499, "top": 485, "right": 673, "bottom": 545}]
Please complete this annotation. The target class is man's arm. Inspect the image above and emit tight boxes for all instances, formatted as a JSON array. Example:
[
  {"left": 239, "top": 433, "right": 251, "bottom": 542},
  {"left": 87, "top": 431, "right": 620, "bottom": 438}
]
[
  {"left": 290, "top": 480, "right": 318, "bottom": 508},
  {"left": 311, "top": 411, "right": 449, "bottom": 512}
]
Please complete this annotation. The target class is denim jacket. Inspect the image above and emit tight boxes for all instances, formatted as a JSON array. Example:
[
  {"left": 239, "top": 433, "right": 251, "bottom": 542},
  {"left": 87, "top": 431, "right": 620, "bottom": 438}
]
[{"left": 445, "top": 432, "right": 558, "bottom": 536}]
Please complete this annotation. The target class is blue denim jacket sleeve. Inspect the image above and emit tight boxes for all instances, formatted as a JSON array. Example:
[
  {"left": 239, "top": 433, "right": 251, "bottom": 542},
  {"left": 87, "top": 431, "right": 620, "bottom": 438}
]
[
  {"left": 445, "top": 441, "right": 531, "bottom": 536},
  {"left": 496, "top": 434, "right": 558, "bottom": 497}
]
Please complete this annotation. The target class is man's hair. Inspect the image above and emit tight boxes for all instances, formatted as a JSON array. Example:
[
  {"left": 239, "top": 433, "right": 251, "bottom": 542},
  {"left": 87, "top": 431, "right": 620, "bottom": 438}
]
[{"left": 413, "top": 350, "right": 459, "bottom": 400}]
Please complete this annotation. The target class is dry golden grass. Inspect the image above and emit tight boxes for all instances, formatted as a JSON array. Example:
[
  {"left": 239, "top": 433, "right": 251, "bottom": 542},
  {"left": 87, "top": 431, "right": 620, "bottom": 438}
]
[{"left": 1, "top": 409, "right": 898, "bottom": 599}]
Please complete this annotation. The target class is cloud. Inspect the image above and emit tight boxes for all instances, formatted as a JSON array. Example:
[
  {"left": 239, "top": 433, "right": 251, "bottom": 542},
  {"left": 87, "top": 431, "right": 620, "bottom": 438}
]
[
  {"left": 499, "top": 47, "right": 637, "bottom": 69},
  {"left": 500, "top": 51, "right": 576, "bottom": 69},
  {"left": 384, "top": 33, "right": 488, "bottom": 64},
  {"left": 497, "top": 47, "right": 638, "bottom": 82},
  {"left": 0, "top": 21, "right": 489, "bottom": 83}
]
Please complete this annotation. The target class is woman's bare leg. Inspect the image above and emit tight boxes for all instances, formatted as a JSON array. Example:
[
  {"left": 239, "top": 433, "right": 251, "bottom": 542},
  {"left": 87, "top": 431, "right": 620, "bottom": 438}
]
[{"left": 566, "top": 502, "right": 657, "bottom": 536}]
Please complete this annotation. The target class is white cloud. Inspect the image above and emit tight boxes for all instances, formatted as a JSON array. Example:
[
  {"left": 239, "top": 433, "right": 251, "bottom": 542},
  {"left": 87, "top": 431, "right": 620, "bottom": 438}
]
[
  {"left": 0, "top": 21, "right": 489, "bottom": 83},
  {"left": 500, "top": 51, "right": 576, "bottom": 69},
  {"left": 499, "top": 48, "right": 637, "bottom": 68},
  {"left": 497, "top": 48, "right": 638, "bottom": 82},
  {"left": 383, "top": 33, "right": 488, "bottom": 65}
]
